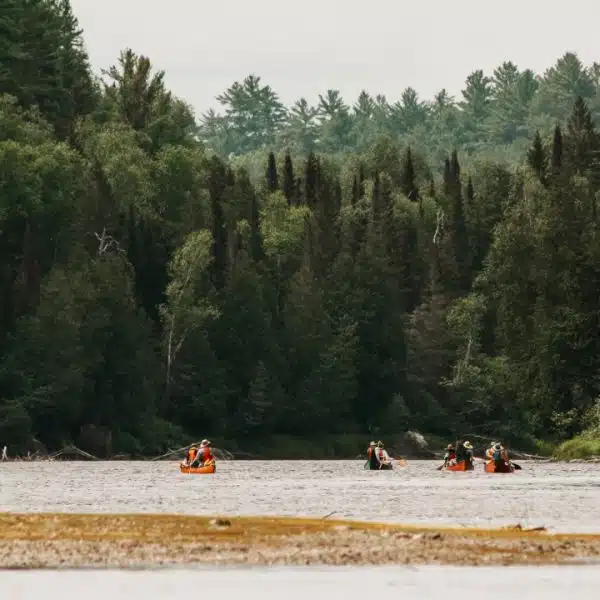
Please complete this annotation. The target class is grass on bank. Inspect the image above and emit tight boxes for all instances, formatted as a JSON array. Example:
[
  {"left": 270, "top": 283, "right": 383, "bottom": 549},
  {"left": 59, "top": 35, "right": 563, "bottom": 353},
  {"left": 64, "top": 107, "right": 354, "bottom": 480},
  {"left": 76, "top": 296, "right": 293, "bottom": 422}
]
[
  {"left": 1, "top": 513, "right": 599, "bottom": 544},
  {"left": 553, "top": 436, "right": 600, "bottom": 460}
]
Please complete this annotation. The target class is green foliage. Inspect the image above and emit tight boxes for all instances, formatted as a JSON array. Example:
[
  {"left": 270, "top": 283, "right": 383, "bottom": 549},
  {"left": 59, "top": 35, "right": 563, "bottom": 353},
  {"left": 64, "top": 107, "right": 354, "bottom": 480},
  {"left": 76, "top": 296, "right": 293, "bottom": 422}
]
[
  {"left": 200, "top": 52, "right": 600, "bottom": 168},
  {"left": 2, "top": 5, "right": 600, "bottom": 456},
  {"left": 554, "top": 437, "right": 600, "bottom": 460}
]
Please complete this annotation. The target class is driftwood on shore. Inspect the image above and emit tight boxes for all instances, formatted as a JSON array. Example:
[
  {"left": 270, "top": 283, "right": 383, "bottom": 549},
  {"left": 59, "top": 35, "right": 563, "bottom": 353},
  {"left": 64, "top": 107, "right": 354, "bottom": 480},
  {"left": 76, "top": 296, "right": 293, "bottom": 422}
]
[
  {"left": 48, "top": 446, "right": 100, "bottom": 461},
  {"left": 150, "top": 441, "right": 234, "bottom": 461},
  {"left": 4, "top": 445, "right": 101, "bottom": 462}
]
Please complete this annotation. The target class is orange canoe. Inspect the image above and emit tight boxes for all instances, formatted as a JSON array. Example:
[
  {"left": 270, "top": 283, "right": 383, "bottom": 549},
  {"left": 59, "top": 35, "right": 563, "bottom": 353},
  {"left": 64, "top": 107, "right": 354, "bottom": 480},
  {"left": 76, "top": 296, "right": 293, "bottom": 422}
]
[
  {"left": 443, "top": 460, "right": 474, "bottom": 472},
  {"left": 179, "top": 462, "right": 216, "bottom": 474},
  {"left": 484, "top": 460, "right": 514, "bottom": 473}
]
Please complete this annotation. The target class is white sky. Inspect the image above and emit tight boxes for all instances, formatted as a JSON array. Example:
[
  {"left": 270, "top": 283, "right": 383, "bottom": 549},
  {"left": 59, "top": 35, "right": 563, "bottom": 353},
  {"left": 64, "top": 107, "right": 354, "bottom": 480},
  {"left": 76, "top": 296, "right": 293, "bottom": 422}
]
[{"left": 71, "top": 0, "right": 600, "bottom": 116}]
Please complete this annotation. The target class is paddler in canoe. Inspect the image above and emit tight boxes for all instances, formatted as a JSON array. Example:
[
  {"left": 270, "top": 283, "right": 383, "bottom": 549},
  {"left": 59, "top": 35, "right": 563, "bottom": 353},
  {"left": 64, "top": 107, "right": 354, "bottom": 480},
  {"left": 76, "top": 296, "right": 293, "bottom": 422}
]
[
  {"left": 484, "top": 441, "right": 517, "bottom": 472},
  {"left": 364, "top": 440, "right": 406, "bottom": 470},
  {"left": 443, "top": 444, "right": 456, "bottom": 467},
  {"left": 366, "top": 441, "right": 379, "bottom": 470},
  {"left": 191, "top": 439, "right": 215, "bottom": 468},
  {"left": 439, "top": 440, "right": 474, "bottom": 471},
  {"left": 181, "top": 445, "right": 198, "bottom": 467},
  {"left": 181, "top": 439, "right": 216, "bottom": 469},
  {"left": 375, "top": 441, "right": 394, "bottom": 470}
]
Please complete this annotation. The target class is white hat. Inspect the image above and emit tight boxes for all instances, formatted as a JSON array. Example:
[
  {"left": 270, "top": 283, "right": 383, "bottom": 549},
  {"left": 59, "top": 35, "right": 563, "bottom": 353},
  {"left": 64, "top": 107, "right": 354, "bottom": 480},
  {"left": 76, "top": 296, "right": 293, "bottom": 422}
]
[
  {"left": 369, "top": 441, "right": 376, "bottom": 446},
  {"left": 201, "top": 439, "right": 210, "bottom": 447},
  {"left": 463, "top": 441, "right": 473, "bottom": 449}
]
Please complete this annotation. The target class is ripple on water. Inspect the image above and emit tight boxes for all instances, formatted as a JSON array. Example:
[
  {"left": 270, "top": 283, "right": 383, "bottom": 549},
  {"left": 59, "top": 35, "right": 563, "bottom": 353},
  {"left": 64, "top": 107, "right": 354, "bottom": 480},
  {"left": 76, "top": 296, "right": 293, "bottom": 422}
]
[{"left": 1, "top": 460, "right": 599, "bottom": 532}]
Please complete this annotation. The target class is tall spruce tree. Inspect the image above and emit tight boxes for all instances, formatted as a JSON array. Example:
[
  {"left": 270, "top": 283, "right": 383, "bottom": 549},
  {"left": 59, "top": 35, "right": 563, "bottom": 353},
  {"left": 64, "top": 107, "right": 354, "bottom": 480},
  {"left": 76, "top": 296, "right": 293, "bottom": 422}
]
[
  {"left": 266, "top": 151, "right": 279, "bottom": 192},
  {"left": 282, "top": 151, "right": 295, "bottom": 204}
]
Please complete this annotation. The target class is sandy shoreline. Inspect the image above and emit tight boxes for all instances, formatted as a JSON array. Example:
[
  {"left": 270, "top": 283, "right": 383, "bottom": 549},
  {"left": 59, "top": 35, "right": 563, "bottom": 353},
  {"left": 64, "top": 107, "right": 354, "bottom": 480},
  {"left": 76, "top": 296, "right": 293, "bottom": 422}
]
[{"left": 1, "top": 513, "right": 599, "bottom": 568}]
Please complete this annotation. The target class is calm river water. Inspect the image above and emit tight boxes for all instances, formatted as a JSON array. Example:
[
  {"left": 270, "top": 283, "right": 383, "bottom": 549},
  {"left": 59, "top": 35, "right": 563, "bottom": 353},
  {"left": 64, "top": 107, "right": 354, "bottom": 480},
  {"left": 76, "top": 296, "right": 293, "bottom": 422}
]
[
  {"left": 1, "top": 459, "right": 600, "bottom": 532},
  {"left": 3, "top": 566, "right": 600, "bottom": 599},
  {"left": 2, "top": 459, "right": 600, "bottom": 596}
]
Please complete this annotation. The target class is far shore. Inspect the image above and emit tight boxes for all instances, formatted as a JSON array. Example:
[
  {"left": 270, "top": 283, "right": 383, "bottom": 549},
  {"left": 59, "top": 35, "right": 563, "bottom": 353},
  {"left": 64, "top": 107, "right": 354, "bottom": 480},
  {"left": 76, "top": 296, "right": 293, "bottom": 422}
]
[{"left": 1, "top": 513, "right": 599, "bottom": 568}]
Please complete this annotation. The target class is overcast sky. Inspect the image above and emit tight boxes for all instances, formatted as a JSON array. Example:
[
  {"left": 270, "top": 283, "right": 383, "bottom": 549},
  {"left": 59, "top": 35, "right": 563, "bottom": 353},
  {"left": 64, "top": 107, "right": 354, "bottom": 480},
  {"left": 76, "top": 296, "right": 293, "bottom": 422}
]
[{"left": 71, "top": 0, "right": 600, "bottom": 116}]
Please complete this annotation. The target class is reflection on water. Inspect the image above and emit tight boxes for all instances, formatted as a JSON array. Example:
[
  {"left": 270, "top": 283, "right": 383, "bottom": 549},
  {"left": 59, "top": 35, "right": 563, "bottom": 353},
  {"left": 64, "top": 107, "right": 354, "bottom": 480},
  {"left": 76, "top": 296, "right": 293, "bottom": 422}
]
[
  {"left": 1, "top": 460, "right": 600, "bottom": 532},
  {"left": 2, "top": 566, "right": 600, "bottom": 599}
]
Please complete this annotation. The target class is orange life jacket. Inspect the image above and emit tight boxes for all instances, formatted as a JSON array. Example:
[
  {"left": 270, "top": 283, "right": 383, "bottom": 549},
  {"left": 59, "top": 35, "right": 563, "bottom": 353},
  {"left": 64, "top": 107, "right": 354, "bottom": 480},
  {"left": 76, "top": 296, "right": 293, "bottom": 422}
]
[
  {"left": 367, "top": 447, "right": 373, "bottom": 458},
  {"left": 198, "top": 446, "right": 213, "bottom": 462},
  {"left": 187, "top": 448, "right": 197, "bottom": 462}
]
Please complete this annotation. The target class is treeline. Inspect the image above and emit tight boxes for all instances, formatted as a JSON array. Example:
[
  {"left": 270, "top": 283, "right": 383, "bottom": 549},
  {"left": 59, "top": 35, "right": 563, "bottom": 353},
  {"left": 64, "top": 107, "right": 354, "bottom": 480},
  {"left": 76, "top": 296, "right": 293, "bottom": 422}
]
[
  {"left": 1, "top": 1, "right": 599, "bottom": 457},
  {"left": 200, "top": 54, "right": 600, "bottom": 165}
]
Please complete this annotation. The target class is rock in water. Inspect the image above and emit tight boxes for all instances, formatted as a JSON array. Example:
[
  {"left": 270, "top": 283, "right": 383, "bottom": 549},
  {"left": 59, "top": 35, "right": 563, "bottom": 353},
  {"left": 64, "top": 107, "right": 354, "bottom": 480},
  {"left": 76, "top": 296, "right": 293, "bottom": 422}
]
[{"left": 403, "top": 431, "right": 435, "bottom": 458}]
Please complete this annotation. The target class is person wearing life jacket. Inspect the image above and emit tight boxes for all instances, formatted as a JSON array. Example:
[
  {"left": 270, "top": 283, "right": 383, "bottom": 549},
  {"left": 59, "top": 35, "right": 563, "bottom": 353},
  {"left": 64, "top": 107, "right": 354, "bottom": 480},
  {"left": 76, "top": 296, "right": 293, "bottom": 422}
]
[
  {"left": 443, "top": 444, "right": 456, "bottom": 466},
  {"left": 486, "top": 442, "right": 504, "bottom": 464},
  {"left": 376, "top": 441, "right": 393, "bottom": 469},
  {"left": 366, "top": 441, "right": 379, "bottom": 470},
  {"left": 191, "top": 439, "right": 214, "bottom": 467},
  {"left": 455, "top": 440, "right": 465, "bottom": 463},
  {"left": 183, "top": 446, "right": 197, "bottom": 467},
  {"left": 462, "top": 441, "right": 474, "bottom": 468}
]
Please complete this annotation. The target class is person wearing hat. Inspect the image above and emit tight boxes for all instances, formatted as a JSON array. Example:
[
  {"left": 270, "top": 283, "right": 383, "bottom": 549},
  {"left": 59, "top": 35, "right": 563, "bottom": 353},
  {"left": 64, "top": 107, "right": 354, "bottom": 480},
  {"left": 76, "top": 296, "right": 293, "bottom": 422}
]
[
  {"left": 366, "top": 441, "right": 379, "bottom": 470},
  {"left": 485, "top": 441, "right": 504, "bottom": 463},
  {"left": 191, "top": 439, "right": 214, "bottom": 468},
  {"left": 375, "top": 441, "right": 393, "bottom": 470},
  {"left": 443, "top": 444, "right": 456, "bottom": 467},
  {"left": 463, "top": 441, "right": 474, "bottom": 468},
  {"left": 485, "top": 442, "right": 498, "bottom": 461}
]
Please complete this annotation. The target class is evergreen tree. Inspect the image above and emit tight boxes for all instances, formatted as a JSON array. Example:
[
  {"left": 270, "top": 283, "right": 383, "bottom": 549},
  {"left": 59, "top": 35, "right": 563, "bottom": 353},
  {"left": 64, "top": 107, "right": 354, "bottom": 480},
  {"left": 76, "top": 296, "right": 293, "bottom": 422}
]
[
  {"left": 527, "top": 131, "right": 548, "bottom": 184},
  {"left": 304, "top": 151, "right": 320, "bottom": 207},
  {"left": 208, "top": 156, "right": 229, "bottom": 290},
  {"left": 282, "top": 150, "right": 295, "bottom": 204},
  {"left": 401, "top": 146, "right": 419, "bottom": 200},
  {"left": 266, "top": 151, "right": 279, "bottom": 192},
  {"left": 551, "top": 124, "right": 563, "bottom": 171}
]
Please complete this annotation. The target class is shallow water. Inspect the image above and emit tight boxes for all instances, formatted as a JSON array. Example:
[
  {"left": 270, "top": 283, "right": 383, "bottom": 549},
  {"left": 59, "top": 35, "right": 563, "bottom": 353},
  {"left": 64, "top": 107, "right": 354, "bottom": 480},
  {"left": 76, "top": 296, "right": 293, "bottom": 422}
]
[
  {"left": 2, "top": 566, "right": 600, "bottom": 599},
  {"left": 1, "top": 460, "right": 599, "bottom": 532}
]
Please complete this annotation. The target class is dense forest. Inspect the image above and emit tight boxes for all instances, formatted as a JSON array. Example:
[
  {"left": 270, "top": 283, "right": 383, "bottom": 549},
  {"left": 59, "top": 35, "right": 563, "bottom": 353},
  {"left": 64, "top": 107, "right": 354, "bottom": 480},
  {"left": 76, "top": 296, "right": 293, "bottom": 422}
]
[{"left": 1, "top": 1, "right": 600, "bottom": 457}]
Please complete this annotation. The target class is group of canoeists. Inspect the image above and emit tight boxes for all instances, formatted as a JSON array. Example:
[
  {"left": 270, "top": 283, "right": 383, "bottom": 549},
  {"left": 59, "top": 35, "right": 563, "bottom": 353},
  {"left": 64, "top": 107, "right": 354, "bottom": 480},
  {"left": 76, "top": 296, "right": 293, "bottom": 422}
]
[
  {"left": 364, "top": 440, "right": 408, "bottom": 470},
  {"left": 365, "top": 440, "right": 392, "bottom": 470},
  {"left": 177, "top": 437, "right": 518, "bottom": 476},
  {"left": 441, "top": 440, "right": 518, "bottom": 472}
]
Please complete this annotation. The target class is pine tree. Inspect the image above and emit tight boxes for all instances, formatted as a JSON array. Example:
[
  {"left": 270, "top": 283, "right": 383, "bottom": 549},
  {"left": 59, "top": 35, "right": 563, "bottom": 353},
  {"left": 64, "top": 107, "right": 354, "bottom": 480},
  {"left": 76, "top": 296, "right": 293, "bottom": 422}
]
[
  {"left": 53, "top": 0, "right": 96, "bottom": 140},
  {"left": 371, "top": 172, "right": 382, "bottom": 220},
  {"left": 358, "top": 164, "right": 365, "bottom": 198},
  {"left": 238, "top": 168, "right": 264, "bottom": 262},
  {"left": 401, "top": 146, "right": 419, "bottom": 200},
  {"left": 304, "top": 151, "right": 320, "bottom": 207},
  {"left": 551, "top": 124, "right": 563, "bottom": 171},
  {"left": 565, "top": 96, "right": 600, "bottom": 178},
  {"left": 527, "top": 131, "right": 548, "bottom": 184},
  {"left": 448, "top": 151, "right": 470, "bottom": 293},
  {"left": 282, "top": 151, "right": 295, "bottom": 204},
  {"left": 266, "top": 151, "right": 279, "bottom": 192},
  {"left": 443, "top": 157, "right": 452, "bottom": 195},
  {"left": 208, "top": 156, "right": 229, "bottom": 290}
]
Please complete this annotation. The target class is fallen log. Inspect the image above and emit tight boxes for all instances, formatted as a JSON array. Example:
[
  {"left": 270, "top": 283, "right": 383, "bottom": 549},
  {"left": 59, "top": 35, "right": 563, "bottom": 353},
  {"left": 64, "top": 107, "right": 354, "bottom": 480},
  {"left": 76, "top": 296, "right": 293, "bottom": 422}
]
[
  {"left": 150, "top": 441, "right": 233, "bottom": 461},
  {"left": 47, "top": 445, "right": 99, "bottom": 461}
]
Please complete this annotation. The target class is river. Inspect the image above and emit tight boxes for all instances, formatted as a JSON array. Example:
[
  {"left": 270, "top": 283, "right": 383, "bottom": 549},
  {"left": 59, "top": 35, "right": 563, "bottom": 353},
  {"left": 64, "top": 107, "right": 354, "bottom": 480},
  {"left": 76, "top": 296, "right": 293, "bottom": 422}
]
[
  {"left": 2, "top": 566, "right": 600, "bottom": 599},
  {"left": 1, "top": 459, "right": 599, "bottom": 532},
  {"left": 2, "top": 459, "right": 600, "bottom": 596}
]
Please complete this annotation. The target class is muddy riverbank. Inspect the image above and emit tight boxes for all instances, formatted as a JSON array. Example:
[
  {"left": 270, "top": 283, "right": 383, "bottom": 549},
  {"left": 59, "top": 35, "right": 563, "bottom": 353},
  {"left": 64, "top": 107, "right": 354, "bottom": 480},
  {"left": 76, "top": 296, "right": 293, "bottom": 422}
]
[{"left": 1, "top": 513, "right": 599, "bottom": 568}]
